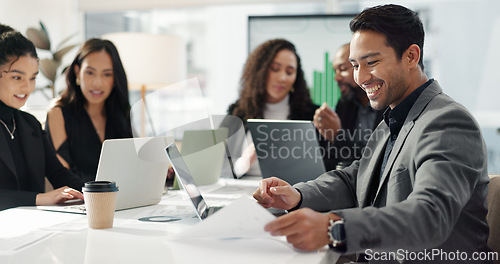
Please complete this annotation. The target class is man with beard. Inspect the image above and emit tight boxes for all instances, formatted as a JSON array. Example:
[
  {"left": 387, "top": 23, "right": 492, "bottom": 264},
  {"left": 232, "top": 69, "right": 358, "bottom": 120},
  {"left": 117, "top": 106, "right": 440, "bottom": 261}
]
[
  {"left": 254, "top": 4, "right": 490, "bottom": 263},
  {"left": 314, "top": 43, "right": 384, "bottom": 169}
]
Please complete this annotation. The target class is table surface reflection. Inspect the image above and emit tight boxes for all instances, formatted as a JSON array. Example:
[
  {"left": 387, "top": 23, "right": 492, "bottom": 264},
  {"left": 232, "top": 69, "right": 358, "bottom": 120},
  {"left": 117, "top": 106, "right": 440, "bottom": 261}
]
[{"left": 0, "top": 178, "right": 338, "bottom": 264}]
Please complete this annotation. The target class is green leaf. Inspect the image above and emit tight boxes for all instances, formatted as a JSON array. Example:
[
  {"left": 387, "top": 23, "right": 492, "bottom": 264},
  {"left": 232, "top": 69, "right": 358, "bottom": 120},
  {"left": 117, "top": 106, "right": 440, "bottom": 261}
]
[
  {"left": 39, "top": 59, "right": 60, "bottom": 83},
  {"left": 26, "top": 28, "right": 50, "bottom": 50},
  {"left": 54, "top": 44, "right": 78, "bottom": 61},
  {"left": 39, "top": 21, "right": 51, "bottom": 51}
]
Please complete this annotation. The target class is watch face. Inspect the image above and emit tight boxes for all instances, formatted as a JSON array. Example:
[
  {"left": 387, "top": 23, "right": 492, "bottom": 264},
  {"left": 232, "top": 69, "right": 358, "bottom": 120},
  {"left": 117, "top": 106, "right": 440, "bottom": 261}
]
[{"left": 332, "top": 221, "right": 346, "bottom": 242}]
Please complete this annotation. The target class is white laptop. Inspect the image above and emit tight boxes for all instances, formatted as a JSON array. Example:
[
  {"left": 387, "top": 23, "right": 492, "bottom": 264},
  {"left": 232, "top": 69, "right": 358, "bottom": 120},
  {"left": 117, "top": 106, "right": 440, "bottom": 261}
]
[
  {"left": 247, "top": 119, "right": 326, "bottom": 185},
  {"left": 38, "top": 137, "right": 173, "bottom": 214},
  {"left": 165, "top": 143, "right": 224, "bottom": 220}
]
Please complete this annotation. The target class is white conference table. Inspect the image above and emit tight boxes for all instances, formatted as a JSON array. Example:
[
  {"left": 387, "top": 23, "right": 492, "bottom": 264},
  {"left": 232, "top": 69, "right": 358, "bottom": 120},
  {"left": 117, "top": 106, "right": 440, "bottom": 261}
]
[{"left": 0, "top": 177, "right": 340, "bottom": 264}]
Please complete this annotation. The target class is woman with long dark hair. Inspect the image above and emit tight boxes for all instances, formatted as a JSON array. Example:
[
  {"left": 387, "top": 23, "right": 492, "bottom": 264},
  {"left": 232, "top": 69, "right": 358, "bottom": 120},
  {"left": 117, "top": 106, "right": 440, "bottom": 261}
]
[
  {"left": 46, "top": 38, "right": 132, "bottom": 182},
  {"left": 229, "top": 39, "right": 316, "bottom": 122},
  {"left": 228, "top": 39, "right": 319, "bottom": 176}
]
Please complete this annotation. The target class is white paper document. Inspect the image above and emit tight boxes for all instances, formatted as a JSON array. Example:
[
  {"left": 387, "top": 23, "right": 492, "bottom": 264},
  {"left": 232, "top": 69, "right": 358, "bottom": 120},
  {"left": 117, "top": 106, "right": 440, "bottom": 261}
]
[{"left": 175, "top": 196, "right": 276, "bottom": 239}]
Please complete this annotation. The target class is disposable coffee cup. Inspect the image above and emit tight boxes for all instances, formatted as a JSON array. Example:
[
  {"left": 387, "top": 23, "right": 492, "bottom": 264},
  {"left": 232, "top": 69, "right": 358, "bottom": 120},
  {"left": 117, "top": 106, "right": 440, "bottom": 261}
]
[{"left": 83, "top": 181, "right": 119, "bottom": 229}]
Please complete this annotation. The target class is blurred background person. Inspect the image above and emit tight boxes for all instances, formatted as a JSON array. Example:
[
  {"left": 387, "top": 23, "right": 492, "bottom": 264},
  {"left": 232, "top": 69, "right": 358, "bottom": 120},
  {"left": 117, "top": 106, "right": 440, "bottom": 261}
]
[
  {"left": 46, "top": 38, "right": 133, "bottom": 183},
  {"left": 228, "top": 39, "right": 323, "bottom": 176},
  {"left": 314, "top": 43, "right": 383, "bottom": 169}
]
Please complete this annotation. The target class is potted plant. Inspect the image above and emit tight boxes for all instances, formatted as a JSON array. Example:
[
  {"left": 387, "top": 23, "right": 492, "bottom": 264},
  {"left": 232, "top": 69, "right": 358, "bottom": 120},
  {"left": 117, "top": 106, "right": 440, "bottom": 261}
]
[{"left": 26, "top": 21, "right": 78, "bottom": 98}]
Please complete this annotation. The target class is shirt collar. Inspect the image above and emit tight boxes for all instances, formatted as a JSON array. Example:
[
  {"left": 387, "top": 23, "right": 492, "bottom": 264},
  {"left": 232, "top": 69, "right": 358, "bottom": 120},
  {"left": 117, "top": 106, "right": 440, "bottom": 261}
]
[
  {"left": 265, "top": 93, "right": 290, "bottom": 110},
  {"left": 383, "top": 78, "right": 434, "bottom": 136}
]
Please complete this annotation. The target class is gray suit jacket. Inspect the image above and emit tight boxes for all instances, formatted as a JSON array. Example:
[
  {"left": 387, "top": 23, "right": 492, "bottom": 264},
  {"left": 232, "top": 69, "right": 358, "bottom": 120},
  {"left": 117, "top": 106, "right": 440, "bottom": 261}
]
[{"left": 294, "top": 81, "right": 490, "bottom": 262}]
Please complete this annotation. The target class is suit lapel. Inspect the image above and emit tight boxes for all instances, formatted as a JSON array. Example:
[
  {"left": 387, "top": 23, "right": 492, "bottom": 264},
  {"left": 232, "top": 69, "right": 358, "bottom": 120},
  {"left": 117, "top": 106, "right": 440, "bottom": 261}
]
[
  {"left": 16, "top": 113, "right": 43, "bottom": 183},
  {"left": 372, "top": 81, "right": 443, "bottom": 203},
  {"left": 359, "top": 125, "right": 390, "bottom": 207},
  {"left": 374, "top": 120, "right": 415, "bottom": 200}
]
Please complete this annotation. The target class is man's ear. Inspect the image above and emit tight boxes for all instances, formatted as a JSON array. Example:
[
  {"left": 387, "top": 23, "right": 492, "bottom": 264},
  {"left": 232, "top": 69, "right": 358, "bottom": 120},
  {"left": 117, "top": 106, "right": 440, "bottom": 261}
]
[{"left": 406, "top": 44, "right": 421, "bottom": 69}]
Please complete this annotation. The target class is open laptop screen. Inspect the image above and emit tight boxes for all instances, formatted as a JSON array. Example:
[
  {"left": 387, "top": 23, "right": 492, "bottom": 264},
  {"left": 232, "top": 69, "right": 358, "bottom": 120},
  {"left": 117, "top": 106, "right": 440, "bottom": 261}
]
[
  {"left": 165, "top": 143, "right": 209, "bottom": 219},
  {"left": 247, "top": 119, "right": 326, "bottom": 184}
]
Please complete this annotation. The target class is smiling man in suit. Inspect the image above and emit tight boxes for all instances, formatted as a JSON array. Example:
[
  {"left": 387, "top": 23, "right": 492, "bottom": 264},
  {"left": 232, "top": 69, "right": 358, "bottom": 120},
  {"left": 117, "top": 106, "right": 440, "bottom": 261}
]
[{"left": 253, "top": 4, "right": 491, "bottom": 263}]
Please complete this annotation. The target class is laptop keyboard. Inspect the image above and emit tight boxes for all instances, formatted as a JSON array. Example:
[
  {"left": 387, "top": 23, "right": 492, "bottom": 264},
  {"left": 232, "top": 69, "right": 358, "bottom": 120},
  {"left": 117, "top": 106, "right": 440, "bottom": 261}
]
[{"left": 64, "top": 205, "right": 86, "bottom": 213}]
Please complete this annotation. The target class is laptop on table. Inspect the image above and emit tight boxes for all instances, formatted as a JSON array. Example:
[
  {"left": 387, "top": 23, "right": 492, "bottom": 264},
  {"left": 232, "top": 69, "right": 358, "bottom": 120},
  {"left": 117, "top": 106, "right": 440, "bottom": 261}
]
[
  {"left": 165, "top": 143, "right": 224, "bottom": 220},
  {"left": 180, "top": 128, "right": 228, "bottom": 185},
  {"left": 38, "top": 137, "right": 172, "bottom": 214},
  {"left": 246, "top": 119, "right": 326, "bottom": 185}
]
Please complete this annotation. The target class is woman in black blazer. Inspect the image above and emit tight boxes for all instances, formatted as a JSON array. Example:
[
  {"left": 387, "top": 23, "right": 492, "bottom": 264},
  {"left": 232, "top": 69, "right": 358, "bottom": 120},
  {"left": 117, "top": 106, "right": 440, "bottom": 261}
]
[{"left": 0, "top": 24, "right": 84, "bottom": 211}]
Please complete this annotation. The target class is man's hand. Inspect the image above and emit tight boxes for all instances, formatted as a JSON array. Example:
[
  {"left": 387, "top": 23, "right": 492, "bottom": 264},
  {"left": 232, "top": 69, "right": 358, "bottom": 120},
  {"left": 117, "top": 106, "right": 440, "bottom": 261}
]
[
  {"left": 313, "top": 102, "right": 341, "bottom": 143},
  {"left": 253, "top": 177, "right": 301, "bottom": 210},
  {"left": 36, "top": 186, "right": 84, "bottom": 206},
  {"left": 167, "top": 167, "right": 175, "bottom": 180},
  {"left": 265, "top": 208, "right": 337, "bottom": 251}
]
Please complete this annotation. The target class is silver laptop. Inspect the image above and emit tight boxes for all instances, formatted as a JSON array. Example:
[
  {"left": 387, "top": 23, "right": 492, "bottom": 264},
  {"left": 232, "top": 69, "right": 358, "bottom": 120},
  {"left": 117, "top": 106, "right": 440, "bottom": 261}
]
[
  {"left": 165, "top": 143, "right": 224, "bottom": 220},
  {"left": 247, "top": 119, "right": 326, "bottom": 185},
  {"left": 38, "top": 137, "right": 172, "bottom": 214}
]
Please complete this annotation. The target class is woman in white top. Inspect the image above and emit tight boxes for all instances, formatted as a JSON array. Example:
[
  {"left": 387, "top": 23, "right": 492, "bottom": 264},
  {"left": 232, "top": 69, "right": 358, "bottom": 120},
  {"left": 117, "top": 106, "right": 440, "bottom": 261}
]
[{"left": 227, "top": 39, "right": 320, "bottom": 177}]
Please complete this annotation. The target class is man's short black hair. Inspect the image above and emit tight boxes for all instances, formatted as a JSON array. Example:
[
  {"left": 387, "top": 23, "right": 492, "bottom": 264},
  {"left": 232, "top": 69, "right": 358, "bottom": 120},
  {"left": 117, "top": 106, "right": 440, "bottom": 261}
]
[{"left": 350, "top": 4, "right": 425, "bottom": 70}]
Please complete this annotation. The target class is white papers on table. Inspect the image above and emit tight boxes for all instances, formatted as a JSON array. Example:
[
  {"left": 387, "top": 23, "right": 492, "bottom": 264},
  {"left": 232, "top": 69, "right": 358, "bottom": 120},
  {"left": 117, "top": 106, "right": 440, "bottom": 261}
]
[{"left": 174, "top": 196, "right": 275, "bottom": 239}]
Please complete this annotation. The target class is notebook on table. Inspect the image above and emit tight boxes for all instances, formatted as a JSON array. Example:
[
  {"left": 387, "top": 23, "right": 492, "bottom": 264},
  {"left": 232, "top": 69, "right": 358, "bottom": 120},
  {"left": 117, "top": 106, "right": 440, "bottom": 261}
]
[
  {"left": 246, "top": 119, "right": 326, "bottom": 185},
  {"left": 38, "top": 137, "right": 173, "bottom": 214}
]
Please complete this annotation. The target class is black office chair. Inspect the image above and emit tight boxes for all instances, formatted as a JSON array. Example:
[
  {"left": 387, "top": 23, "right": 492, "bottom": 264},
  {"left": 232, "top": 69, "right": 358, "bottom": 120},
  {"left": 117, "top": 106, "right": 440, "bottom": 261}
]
[{"left": 487, "top": 174, "right": 500, "bottom": 263}]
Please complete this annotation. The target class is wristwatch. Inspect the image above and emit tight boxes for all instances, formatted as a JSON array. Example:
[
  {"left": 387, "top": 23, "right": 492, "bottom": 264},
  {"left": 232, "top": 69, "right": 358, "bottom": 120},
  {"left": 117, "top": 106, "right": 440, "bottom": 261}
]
[{"left": 328, "top": 218, "right": 346, "bottom": 248}]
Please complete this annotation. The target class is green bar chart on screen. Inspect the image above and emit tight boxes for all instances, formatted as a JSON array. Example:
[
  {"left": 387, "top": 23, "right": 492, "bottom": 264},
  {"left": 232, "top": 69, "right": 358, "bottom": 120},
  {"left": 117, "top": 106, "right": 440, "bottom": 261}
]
[{"left": 311, "top": 51, "right": 340, "bottom": 109}]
